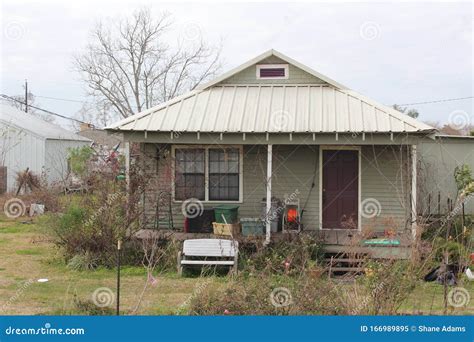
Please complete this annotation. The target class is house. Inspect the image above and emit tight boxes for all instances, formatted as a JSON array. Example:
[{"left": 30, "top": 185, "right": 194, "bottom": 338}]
[
  {"left": 417, "top": 134, "right": 474, "bottom": 216},
  {"left": 106, "top": 50, "right": 436, "bottom": 254},
  {"left": 78, "top": 127, "right": 123, "bottom": 155},
  {"left": 0, "top": 103, "right": 91, "bottom": 192}
]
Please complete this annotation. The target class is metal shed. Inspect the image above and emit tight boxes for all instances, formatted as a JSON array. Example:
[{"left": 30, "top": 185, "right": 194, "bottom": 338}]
[{"left": 0, "top": 104, "right": 91, "bottom": 192}]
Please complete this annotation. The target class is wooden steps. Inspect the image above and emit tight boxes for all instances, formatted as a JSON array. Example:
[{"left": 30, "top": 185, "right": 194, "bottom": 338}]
[{"left": 325, "top": 253, "right": 368, "bottom": 278}]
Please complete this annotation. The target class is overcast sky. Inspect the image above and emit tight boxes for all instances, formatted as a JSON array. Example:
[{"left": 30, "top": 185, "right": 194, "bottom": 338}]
[{"left": 1, "top": 0, "right": 472, "bottom": 129}]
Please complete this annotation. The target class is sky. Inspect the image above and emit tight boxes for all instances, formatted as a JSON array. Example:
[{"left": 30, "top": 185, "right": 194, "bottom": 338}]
[{"left": 0, "top": 0, "right": 472, "bottom": 130}]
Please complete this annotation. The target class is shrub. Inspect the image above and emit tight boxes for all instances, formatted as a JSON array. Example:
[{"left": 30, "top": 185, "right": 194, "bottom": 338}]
[
  {"left": 67, "top": 146, "right": 95, "bottom": 178},
  {"left": 188, "top": 270, "right": 362, "bottom": 315},
  {"left": 67, "top": 251, "right": 99, "bottom": 271},
  {"left": 47, "top": 201, "right": 121, "bottom": 267},
  {"left": 72, "top": 297, "right": 115, "bottom": 316},
  {"left": 355, "top": 260, "right": 419, "bottom": 315},
  {"left": 432, "top": 237, "right": 469, "bottom": 266},
  {"left": 189, "top": 257, "right": 426, "bottom": 315},
  {"left": 239, "top": 234, "right": 325, "bottom": 276},
  {"left": 189, "top": 275, "right": 293, "bottom": 315}
]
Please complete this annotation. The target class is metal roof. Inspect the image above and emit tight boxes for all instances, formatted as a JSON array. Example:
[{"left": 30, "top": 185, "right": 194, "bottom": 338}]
[
  {"left": 0, "top": 103, "right": 91, "bottom": 141},
  {"left": 107, "top": 50, "right": 434, "bottom": 135},
  {"left": 108, "top": 85, "right": 433, "bottom": 134}
]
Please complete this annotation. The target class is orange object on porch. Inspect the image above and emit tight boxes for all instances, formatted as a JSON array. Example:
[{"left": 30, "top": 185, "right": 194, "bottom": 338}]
[{"left": 287, "top": 208, "right": 298, "bottom": 223}]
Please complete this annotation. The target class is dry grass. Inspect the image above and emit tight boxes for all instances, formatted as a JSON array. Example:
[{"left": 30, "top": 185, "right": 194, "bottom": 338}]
[
  {"left": 0, "top": 215, "right": 220, "bottom": 315},
  {"left": 0, "top": 215, "right": 472, "bottom": 315}
]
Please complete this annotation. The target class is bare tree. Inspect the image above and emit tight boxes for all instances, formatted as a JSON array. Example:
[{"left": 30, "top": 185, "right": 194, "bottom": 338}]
[
  {"left": 73, "top": 102, "right": 115, "bottom": 130},
  {"left": 392, "top": 104, "right": 419, "bottom": 119},
  {"left": 74, "top": 7, "right": 222, "bottom": 119}
]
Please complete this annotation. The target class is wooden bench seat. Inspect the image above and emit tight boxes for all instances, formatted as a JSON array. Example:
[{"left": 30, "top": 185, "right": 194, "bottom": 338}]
[
  {"left": 181, "top": 260, "right": 235, "bottom": 265},
  {"left": 178, "top": 239, "right": 239, "bottom": 275}
]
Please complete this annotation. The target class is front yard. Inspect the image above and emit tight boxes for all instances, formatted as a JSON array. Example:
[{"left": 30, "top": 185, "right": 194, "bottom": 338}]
[
  {"left": 0, "top": 216, "right": 472, "bottom": 315},
  {"left": 0, "top": 216, "right": 221, "bottom": 315}
]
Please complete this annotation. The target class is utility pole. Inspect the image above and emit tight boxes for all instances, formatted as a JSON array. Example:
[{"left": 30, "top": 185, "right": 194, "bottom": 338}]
[{"left": 24, "top": 79, "right": 28, "bottom": 113}]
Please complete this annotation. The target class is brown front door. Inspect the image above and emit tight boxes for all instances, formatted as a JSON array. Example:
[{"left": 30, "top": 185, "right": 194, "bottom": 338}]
[{"left": 322, "top": 149, "right": 359, "bottom": 229}]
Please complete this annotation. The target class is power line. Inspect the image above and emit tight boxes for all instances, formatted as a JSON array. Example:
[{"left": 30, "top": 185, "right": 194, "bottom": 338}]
[
  {"left": 35, "top": 93, "right": 474, "bottom": 108},
  {"left": 0, "top": 94, "right": 89, "bottom": 125},
  {"left": 398, "top": 96, "right": 474, "bottom": 106},
  {"left": 35, "top": 95, "right": 88, "bottom": 104}
]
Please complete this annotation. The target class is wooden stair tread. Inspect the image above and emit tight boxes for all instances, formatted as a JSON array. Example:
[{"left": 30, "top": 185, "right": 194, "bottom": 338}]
[
  {"left": 330, "top": 267, "right": 364, "bottom": 272},
  {"left": 324, "top": 258, "right": 366, "bottom": 263}
]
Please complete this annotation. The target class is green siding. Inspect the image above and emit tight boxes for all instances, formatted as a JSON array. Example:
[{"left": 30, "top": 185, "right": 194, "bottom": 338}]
[
  {"left": 217, "top": 56, "right": 327, "bottom": 85},
  {"left": 142, "top": 143, "right": 411, "bottom": 233},
  {"left": 360, "top": 145, "right": 411, "bottom": 231},
  {"left": 417, "top": 137, "right": 474, "bottom": 215}
]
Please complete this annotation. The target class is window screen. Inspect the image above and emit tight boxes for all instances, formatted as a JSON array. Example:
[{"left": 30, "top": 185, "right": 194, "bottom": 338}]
[
  {"left": 208, "top": 148, "right": 240, "bottom": 201},
  {"left": 174, "top": 149, "right": 205, "bottom": 200}
]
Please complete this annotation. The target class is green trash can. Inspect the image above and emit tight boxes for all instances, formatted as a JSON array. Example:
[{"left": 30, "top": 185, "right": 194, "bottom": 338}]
[{"left": 214, "top": 205, "right": 239, "bottom": 224}]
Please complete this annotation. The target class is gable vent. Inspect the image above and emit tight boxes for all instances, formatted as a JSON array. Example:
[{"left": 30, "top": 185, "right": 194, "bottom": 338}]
[{"left": 256, "top": 64, "right": 289, "bottom": 79}]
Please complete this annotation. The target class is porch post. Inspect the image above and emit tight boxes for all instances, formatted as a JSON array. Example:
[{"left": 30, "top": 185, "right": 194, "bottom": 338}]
[
  {"left": 411, "top": 145, "right": 417, "bottom": 238},
  {"left": 125, "top": 142, "right": 130, "bottom": 186},
  {"left": 265, "top": 144, "right": 273, "bottom": 244}
]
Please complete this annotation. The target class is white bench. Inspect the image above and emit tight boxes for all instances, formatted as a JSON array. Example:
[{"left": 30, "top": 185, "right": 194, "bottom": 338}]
[{"left": 177, "top": 239, "right": 239, "bottom": 275}]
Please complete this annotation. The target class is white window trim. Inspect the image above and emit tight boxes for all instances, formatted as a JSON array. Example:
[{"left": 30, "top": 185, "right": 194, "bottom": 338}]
[
  {"left": 256, "top": 64, "right": 289, "bottom": 80},
  {"left": 318, "top": 145, "right": 362, "bottom": 231},
  {"left": 171, "top": 145, "right": 244, "bottom": 204}
]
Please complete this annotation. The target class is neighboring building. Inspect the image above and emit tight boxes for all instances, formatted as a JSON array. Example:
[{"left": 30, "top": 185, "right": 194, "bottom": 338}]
[
  {"left": 418, "top": 134, "right": 474, "bottom": 215},
  {"left": 78, "top": 128, "right": 123, "bottom": 158},
  {"left": 107, "top": 49, "right": 436, "bottom": 252},
  {"left": 0, "top": 104, "right": 91, "bottom": 192},
  {"left": 78, "top": 127, "right": 123, "bottom": 152},
  {"left": 78, "top": 128, "right": 124, "bottom": 175}
]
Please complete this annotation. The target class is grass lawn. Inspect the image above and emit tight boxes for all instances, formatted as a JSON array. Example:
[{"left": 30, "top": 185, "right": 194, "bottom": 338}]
[
  {"left": 0, "top": 215, "right": 472, "bottom": 315},
  {"left": 0, "top": 216, "right": 221, "bottom": 315}
]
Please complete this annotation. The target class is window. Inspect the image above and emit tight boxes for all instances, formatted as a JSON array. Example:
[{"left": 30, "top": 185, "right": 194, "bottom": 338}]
[
  {"left": 174, "top": 149, "right": 205, "bottom": 200},
  {"left": 209, "top": 149, "right": 240, "bottom": 201},
  {"left": 256, "top": 64, "right": 289, "bottom": 79},
  {"left": 173, "top": 146, "right": 242, "bottom": 202}
]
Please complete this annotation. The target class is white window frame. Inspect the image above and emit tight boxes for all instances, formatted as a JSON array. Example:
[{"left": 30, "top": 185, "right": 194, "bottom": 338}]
[
  {"left": 318, "top": 145, "right": 362, "bottom": 231},
  {"left": 171, "top": 145, "right": 244, "bottom": 203},
  {"left": 256, "top": 64, "right": 289, "bottom": 80}
]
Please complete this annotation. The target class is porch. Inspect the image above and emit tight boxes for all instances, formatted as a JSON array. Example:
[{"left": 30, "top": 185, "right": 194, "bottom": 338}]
[
  {"left": 136, "top": 140, "right": 418, "bottom": 249},
  {"left": 135, "top": 229, "right": 412, "bottom": 259}
]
